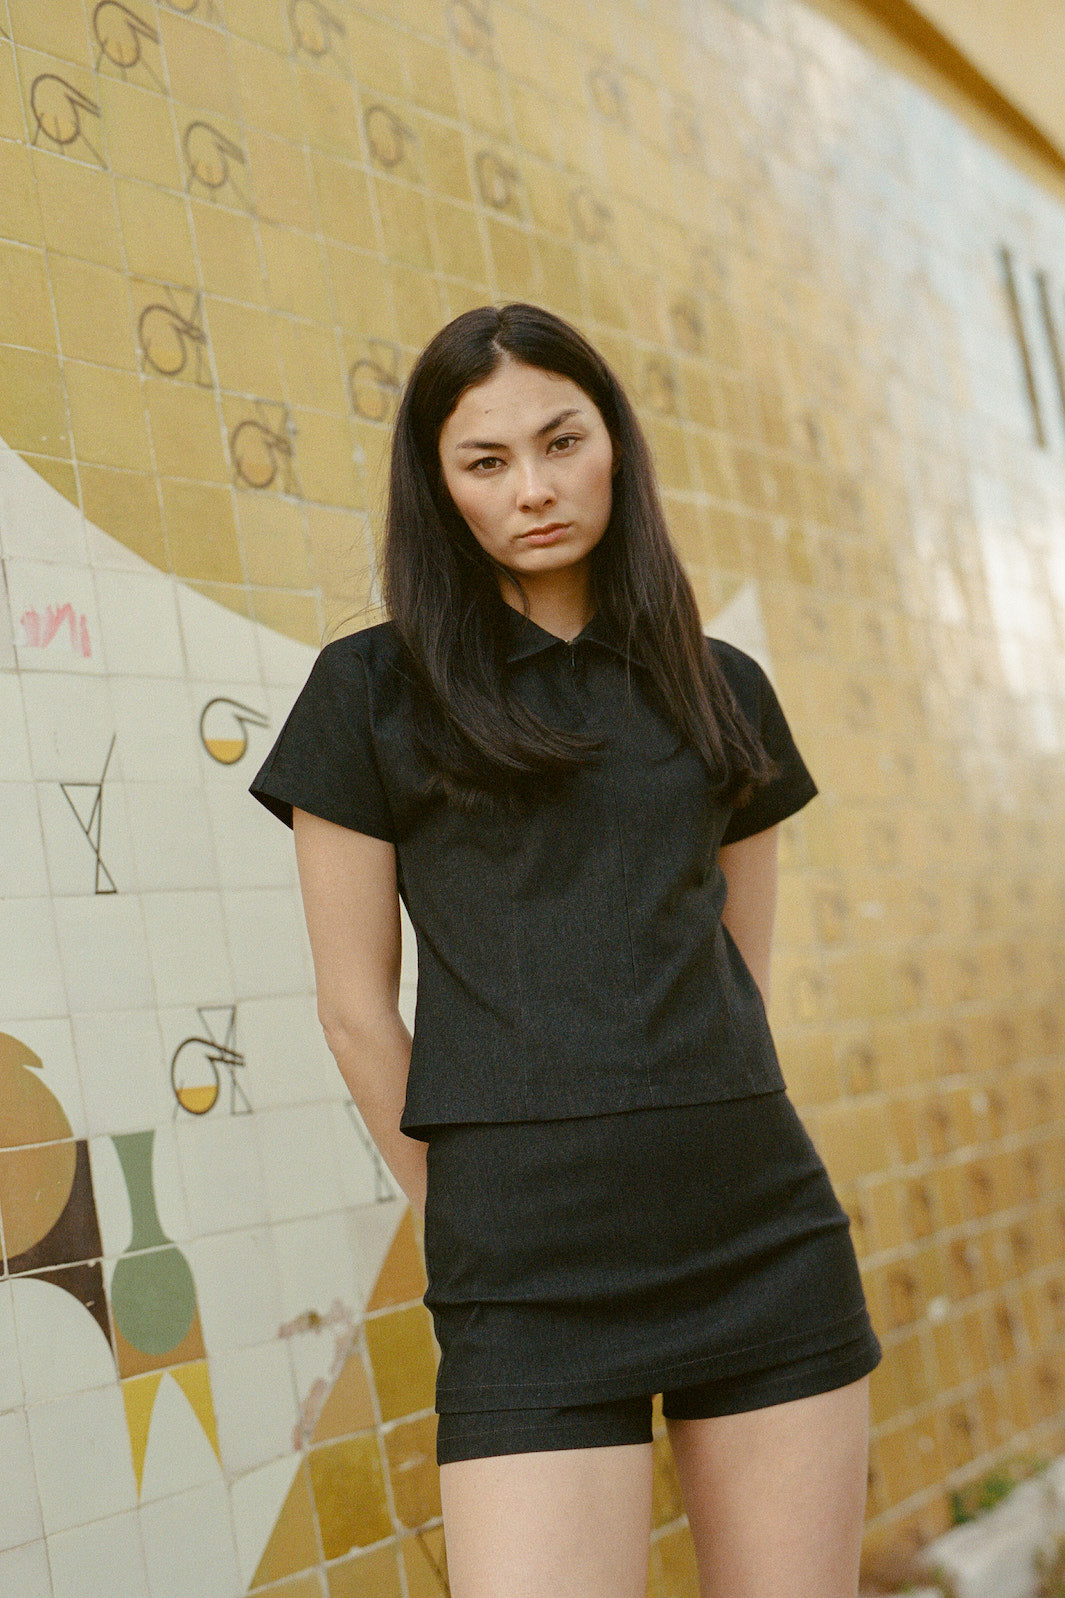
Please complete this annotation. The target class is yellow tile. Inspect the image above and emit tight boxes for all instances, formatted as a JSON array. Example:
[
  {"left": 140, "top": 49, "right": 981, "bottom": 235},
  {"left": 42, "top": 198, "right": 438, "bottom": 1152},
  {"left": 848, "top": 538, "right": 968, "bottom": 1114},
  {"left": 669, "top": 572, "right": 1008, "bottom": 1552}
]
[
  {"left": 325, "top": 246, "right": 395, "bottom": 339},
  {"left": 177, "top": 109, "right": 252, "bottom": 208},
  {"left": 0, "top": 241, "right": 55, "bottom": 351},
  {"left": 156, "top": 10, "right": 238, "bottom": 120},
  {"left": 50, "top": 256, "right": 137, "bottom": 369},
  {"left": 143, "top": 378, "right": 228, "bottom": 482},
  {"left": 185, "top": 578, "right": 254, "bottom": 621},
  {"left": 310, "top": 1345, "right": 376, "bottom": 1443},
  {"left": 224, "top": 0, "right": 292, "bottom": 54},
  {"left": 260, "top": 224, "right": 333, "bottom": 322},
  {"left": 345, "top": 335, "right": 400, "bottom": 421},
  {"left": 431, "top": 198, "right": 487, "bottom": 282},
  {"left": 249, "top": 1459, "right": 318, "bottom": 1588},
  {"left": 367, "top": 1210, "right": 428, "bottom": 1310},
  {"left": 0, "top": 39, "right": 28, "bottom": 141},
  {"left": 7, "top": 0, "right": 93, "bottom": 68},
  {"left": 130, "top": 280, "right": 211, "bottom": 385},
  {"left": 311, "top": 153, "right": 377, "bottom": 250},
  {"left": 451, "top": 55, "right": 508, "bottom": 138},
  {"left": 230, "top": 34, "right": 302, "bottom": 140},
  {"left": 329, "top": 1543, "right": 404, "bottom": 1598},
  {"left": 296, "top": 63, "right": 361, "bottom": 159},
  {"left": 246, "top": 130, "right": 316, "bottom": 230},
  {"left": 96, "top": 77, "right": 182, "bottom": 189},
  {"left": 288, "top": 2, "right": 351, "bottom": 75},
  {"left": 537, "top": 235, "right": 581, "bottom": 320},
  {"left": 416, "top": 116, "right": 471, "bottom": 204},
  {"left": 161, "top": 480, "right": 241, "bottom": 582},
  {"left": 346, "top": 13, "right": 406, "bottom": 99},
  {"left": 223, "top": 398, "right": 297, "bottom": 493},
  {"left": 33, "top": 149, "right": 122, "bottom": 265},
  {"left": 646, "top": 1522, "right": 698, "bottom": 1598},
  {"left": 80, "top": 465, "right": 166, "bottom": 566},
  {"left": 291, "top": 410, "right": 360, "bottom": 506},
  {"left": 305, "top": 504, "right": 375, "bottom": 608},
  {"left": 92, "top": 3, "right": 166, "bottom": 92},
  {"left": 19, "top": 47, "right": 105, "bottom": 167},
  {"left": 205, "top": 298, "right": 283, "bottom": 398},
  {"left": 253, "top": 1574, "right": 323, "bottom": 1598},
  {"left": 362, "top": 98, "right": 420, "bottom": 184},
  {"left": 383, "top": 1415, "right": 439, "bottom": 1529},
  {"left": 63, "top": 359, "right": 152, "bottom": 470},
  {"left": 400, "top": 1524, "right": 448, "bottom": 1598},
  {"left": 19, "top": 453, "right": 78, "bottom": 506},
  {"left": 0, "top": 347, "right": 68, "bottom": 458},
  {"left": 309, "top": 1434, "right": 391, "bottom": 1559},
  {"left": 237, "top": 493, "right": 313, "bottom": 588},
  {"left": 275, "top": 318, "right": 348, "bottom": 413},
  {"left": 389, "top": 265, "right": 445, "bottom": 349},
  {"left": 363, "top": 1304, "right": 437, "bottom": 1422},
  {"left": 407, "top": 37, "right": 458, "bottom": 119},
  {"left": 190, "top": 200, "right": 265, "bottom": 303},
  {"left": 485, "top": 217, "right": 537, "bottom": 301},
  {"left": 114, "top": 177, "right": 197, "bottom": 282},
  {"left": 251, "top": 589, "right": 319, "bottom": 645},
  {"left": 650, "top": 1430, "right": 683, "bottom": 1527}
]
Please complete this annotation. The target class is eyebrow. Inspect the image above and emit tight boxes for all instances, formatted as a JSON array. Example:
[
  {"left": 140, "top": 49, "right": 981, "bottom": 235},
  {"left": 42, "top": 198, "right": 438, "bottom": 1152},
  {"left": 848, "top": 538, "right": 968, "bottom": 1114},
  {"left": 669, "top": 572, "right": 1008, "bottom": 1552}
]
[{"left": 453, "top": 407, "right": 583, "bottom": 451}]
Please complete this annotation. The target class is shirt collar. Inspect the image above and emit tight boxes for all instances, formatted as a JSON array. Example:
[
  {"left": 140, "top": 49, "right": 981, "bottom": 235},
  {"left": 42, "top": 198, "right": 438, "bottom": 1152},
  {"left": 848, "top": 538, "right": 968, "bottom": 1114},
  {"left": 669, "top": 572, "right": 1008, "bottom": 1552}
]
[{"left": 501, "top": 604, "right": 642, "bottom": 665}]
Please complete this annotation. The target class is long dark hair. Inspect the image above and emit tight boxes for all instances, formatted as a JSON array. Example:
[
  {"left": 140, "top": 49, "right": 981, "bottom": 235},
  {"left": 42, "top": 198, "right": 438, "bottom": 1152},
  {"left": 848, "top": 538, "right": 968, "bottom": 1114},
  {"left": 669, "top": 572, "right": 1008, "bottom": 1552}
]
[{"left": 381, "top": 302, "right": 775, "bottom": 815}]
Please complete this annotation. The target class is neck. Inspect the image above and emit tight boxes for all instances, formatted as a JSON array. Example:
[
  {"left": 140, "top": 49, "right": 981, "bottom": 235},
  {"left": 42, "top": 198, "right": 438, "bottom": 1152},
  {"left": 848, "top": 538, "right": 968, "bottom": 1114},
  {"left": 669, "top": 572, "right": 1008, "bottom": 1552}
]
[{"left": 496, "top": 565, "right": 595, "bottom": 643}]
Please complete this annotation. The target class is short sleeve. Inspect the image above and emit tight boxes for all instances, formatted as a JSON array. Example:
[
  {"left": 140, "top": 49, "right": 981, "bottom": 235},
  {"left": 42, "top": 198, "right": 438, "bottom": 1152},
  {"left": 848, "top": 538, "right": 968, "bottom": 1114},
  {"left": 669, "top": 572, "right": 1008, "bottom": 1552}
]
[
  {"left": 248, "top": 640, "right": 395, "bottom": 842},
  {"left": 711, "top": 639, "right": 818, "bottom": 846}
]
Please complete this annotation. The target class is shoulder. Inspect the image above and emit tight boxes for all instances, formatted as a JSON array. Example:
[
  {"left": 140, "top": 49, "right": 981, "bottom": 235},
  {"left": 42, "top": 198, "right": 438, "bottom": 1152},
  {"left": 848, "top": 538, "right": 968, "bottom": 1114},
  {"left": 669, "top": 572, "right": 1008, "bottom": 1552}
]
[
  {"left": 703, "top": 635, "right": 769, "bottom": 718},
  {"left": 315, "top": 619, "right": 409, "bottom": 687}
]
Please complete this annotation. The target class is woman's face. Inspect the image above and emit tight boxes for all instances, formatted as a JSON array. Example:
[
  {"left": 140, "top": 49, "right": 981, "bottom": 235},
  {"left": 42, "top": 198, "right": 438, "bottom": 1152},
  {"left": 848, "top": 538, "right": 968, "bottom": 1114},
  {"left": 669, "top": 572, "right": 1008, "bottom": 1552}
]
[{"left": 437, "top": 357, "right": 616, "bottom": 593}]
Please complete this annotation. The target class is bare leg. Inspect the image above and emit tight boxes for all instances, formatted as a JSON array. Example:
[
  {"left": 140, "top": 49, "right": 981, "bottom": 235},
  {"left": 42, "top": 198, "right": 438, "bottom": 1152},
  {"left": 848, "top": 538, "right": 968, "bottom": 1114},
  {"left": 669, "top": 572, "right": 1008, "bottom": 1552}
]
[
  {"left": 665, "top": 1375, "right": 871, "bottom": 1598},
  {"left": 439, "top": 1441, "right": 655, "bottom": 1598}
]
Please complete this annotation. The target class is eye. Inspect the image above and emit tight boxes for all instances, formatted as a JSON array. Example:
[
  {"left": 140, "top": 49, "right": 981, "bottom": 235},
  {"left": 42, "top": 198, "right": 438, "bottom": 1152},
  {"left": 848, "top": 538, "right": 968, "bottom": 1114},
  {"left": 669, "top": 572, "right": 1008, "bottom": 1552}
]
[
  {"left": 548, "top": 433, "right": 580, "bottom": 452},
  {"left": 467, "top": 455, "right": 504, "bottom": 473}
]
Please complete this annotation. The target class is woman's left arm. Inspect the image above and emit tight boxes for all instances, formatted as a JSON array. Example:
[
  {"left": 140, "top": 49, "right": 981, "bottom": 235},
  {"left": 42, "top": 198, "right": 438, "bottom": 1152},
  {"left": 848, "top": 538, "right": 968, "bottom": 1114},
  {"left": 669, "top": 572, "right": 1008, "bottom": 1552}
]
[{"left": 718, "top": 824, "right": 780, "bottom": 1006}]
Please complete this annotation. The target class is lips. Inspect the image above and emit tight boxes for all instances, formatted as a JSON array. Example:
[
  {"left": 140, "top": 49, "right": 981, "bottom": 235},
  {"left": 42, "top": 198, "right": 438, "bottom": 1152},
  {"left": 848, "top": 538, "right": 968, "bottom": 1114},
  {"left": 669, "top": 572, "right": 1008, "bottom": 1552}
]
[{"left": 519, "top": 522, "right": 568, "bottom": 538}]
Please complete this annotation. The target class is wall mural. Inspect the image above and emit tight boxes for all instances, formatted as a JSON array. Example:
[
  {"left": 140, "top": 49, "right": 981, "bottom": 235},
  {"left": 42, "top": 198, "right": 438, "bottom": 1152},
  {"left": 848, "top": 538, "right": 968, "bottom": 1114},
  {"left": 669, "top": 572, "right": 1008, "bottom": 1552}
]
[{"left": 1, "top": 0, "right": 1064, "bottom": 1592}]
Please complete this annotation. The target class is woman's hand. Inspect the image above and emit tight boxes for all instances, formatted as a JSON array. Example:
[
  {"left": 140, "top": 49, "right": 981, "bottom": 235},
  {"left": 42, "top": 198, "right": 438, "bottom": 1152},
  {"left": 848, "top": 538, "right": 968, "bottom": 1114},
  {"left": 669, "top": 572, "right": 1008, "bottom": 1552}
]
[{"left": 717, "top": 824, "right": 779, "bottom": 1006}]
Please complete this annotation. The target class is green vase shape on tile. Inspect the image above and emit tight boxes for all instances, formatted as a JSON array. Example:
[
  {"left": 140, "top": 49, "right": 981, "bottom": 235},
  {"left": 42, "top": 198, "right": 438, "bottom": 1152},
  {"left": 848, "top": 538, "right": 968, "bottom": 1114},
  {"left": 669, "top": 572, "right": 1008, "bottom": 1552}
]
[{"left": 110, "top": 1129, "right": 204, "bottom": 1372}]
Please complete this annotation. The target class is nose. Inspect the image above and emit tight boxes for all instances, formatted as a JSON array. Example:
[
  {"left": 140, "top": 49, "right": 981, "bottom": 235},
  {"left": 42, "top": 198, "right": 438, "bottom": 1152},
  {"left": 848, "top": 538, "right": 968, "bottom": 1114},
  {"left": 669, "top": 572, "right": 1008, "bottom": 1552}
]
[{"left": 514, "top": 455, "right": 556, "bottom": 512}]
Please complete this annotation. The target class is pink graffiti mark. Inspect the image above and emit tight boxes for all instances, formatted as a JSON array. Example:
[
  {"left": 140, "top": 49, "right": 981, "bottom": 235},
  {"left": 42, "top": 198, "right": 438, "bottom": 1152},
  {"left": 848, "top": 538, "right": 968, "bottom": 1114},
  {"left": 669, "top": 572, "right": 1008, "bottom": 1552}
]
[{"left": 20, "top": 604, "right": 92, "bottom": 658}]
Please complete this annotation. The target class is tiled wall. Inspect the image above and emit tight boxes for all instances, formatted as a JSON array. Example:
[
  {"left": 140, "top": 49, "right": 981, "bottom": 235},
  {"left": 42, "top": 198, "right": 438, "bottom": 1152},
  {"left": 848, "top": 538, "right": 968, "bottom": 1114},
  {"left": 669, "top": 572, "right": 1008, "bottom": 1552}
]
[{"left": 1, "top": 0, "right": 1063, "bottom": 1591}]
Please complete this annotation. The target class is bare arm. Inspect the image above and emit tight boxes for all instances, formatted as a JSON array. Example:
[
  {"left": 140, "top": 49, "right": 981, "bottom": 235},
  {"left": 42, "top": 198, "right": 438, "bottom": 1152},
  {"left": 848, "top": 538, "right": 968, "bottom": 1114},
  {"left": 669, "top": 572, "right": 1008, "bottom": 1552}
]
[
  {"left": 292, "top": 806, "right": 427, "bottom": 1218},
  {"left": 718, "top": 823, "right": 780, "bottom": 1006}
]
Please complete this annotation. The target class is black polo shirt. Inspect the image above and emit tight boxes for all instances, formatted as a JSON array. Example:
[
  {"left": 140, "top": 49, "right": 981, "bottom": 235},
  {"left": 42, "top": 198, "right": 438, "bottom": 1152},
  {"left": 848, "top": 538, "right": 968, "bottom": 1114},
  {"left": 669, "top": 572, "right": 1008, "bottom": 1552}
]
[{"left": 249, "top": 605, "right": 817, "bottom": 1136}]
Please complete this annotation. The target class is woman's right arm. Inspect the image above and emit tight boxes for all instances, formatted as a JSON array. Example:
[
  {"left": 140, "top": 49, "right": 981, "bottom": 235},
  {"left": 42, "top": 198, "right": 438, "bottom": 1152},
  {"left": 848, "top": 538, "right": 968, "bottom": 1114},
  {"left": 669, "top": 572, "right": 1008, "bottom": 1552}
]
[{"left": 292, "top": 806, "right": 427, "bottom": 1218}]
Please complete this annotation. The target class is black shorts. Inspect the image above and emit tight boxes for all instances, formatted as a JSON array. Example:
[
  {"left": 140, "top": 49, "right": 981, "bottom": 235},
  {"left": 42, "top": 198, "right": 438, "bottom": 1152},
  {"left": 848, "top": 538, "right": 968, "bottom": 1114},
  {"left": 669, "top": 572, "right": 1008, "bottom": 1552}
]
[
  {"left": 423, "top": 1090, "right": 882, "bottom": 1467},
  {"left": 435, "top": 1335, "right": 878, "bottom": 1464}
]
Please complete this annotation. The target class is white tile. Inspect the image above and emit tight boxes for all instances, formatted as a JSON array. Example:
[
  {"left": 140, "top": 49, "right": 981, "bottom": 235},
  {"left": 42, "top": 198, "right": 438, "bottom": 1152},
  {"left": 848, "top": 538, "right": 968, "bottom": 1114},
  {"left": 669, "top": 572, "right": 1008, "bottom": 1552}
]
[
  {"left": 222, "top": 887, "right": 311, "bottom": 1000},
  {"left": 48, "top": 1510, "right": 148, "bottom": 1598},
  {"left": 137, "top": 1371, "right": 225, "bottom": 1504},
  {"left": 209, "top": 1341, "right": 297, "bottom": 1476},
  {"left": 231, "top": 1455, "right": 304, "bottom": 1592},
  {"left": 139, "top": 890, "right": 234, "bottom": 1009},
  {"left": 176, "top": 583, "right": 259, "bottom": 686},
  {"left": 0, "top": 564, "right": 14, "bottom": 668},
  {"left": 186, "top": 1227, "right": 282, "bottom": 1352},
  {"left": 235, "top": 995, "right": 339, "bottom": 1109},
  {"left": 83, "top": 514, "right": 156, "bottom": 574},
  {"left": 28, "top": 1385, "right": 138, "bottom": 1533},
  {"left": 0, "top": 673, "right": 33, "bottom": 779},
  {"left": 10, "top": 1277, "right": 116, "bottom": 1405},
  {"left": 108, "top": 678, "right": 202, "bottom": 782},
  {"left": 255, "top": 1104, "right": 344, "bottom": 1224},
  {"left": 346, "top": 1196, "right": 406, "bottom": 1309},
  {"left": 37, "top": 775, "right": 134, "bottom": 899},
  {"left": 0, "top": 1282, "right": 24, "bottom": 1410},
  {"left": 0, "top": 899, "right": 67, "bottom": 1020},
  {"left": 72, "top": 1009, "right": 171, "bottom": 1138},
  {"left": 92, "top": 570, "right": 185, "bottom": 678},
  {"left": 1, "top": 1016, "right": 86, "bottom": 1140},
  {"left": 52, "top": 895, "right": 154, "bottom": 1012},
  {"left": 139, "top": 1482, "right": 241, "bottom": 1598},
  {"left": 5, "top": 559, "right": 104, "bottom": 675},
  {"left": 19, "top": 675, "right": 114, "bottom": 782},
  {"left": 271, "top": 1210, "right": 361, "bottom": 1326},
  {"left": 124, "top": 784, "right": 218, "bottom": 892},
  {"left": 205, "top": 780, "right": 297, "bottom": 891},
  {"left": 0, "top": 439, "right": 86, "bottom": 565},
  {"left": 174, "top": 1114, "right": 268, "bottom": 1236},
  {"left": 156, "top": 1002, "right": 249, "bottom": 1122},
  {"left": 148, "top": 1121, "right": 191, "bottom": 1245},
  {"left": 328, "top": 1100, "right": 400, "bottom": 1209},
  {"left": 0, "top": 1537, "right": 52, "bottom": 1594},
  {"left": 0, "top": 1409, "right": 46, "bottom": 1547},
  {"left": 194, "top": 685, "right": 274, "bottom": 783},
  {"left": 0, "top": 784, "right": 49, "bottom": 896},
  {"left": 253, "top": 617, "right": 317, "bottom": 688}
]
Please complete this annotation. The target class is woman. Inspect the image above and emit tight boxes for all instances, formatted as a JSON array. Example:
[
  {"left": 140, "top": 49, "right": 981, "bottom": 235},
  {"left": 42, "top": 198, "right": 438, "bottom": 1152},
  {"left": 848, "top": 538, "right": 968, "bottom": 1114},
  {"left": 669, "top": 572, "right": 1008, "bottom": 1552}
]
[{"left": 250, "top": 302, "right": 881, "bottom": 1597}]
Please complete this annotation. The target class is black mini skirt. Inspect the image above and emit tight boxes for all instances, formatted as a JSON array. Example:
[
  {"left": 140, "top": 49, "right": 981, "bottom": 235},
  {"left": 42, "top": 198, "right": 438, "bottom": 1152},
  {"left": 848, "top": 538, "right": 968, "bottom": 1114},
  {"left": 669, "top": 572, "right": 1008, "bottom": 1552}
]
[{"left": 422, "top": 1089, "right": 881, "bottom": 1414}]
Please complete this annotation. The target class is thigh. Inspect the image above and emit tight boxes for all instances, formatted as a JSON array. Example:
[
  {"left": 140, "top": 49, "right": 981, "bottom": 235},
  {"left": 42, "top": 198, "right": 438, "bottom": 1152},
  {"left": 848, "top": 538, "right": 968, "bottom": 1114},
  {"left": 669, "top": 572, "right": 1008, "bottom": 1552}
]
[
  {"left": 664, "top": 1375, "right": 871, "bottom": 1598},
  {"left": 440, "top": 1438, "right": 655, "bottom": 1598}
]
